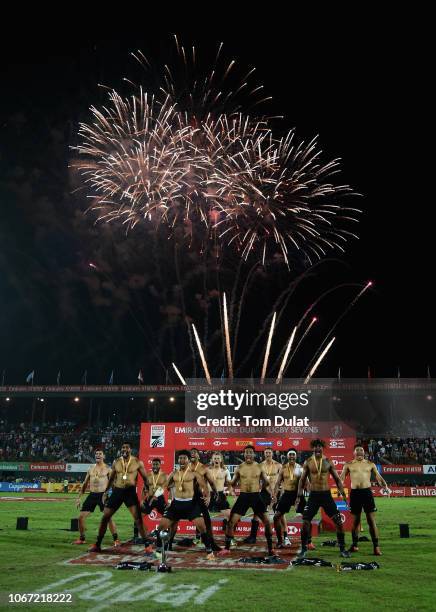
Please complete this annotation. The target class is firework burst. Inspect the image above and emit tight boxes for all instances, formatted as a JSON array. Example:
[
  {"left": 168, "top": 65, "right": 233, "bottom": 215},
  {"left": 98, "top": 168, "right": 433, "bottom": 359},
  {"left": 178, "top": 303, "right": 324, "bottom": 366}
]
[{"left": 74, "top": 38, "right": 360, "bottom": 267}]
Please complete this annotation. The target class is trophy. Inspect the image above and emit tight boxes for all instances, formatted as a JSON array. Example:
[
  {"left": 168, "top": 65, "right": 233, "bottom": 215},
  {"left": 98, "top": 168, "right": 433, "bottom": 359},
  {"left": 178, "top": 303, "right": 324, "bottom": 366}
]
[{"left": 156, "top": 530, "right": 172, "bottom": 572}]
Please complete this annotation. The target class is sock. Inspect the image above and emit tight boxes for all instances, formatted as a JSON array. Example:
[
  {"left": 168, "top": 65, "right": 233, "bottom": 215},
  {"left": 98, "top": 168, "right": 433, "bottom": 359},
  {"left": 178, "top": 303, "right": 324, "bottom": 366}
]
[
  {"left": 249, "top": 519, "right": 259, "bottom": 539},
  {"left": 352, "top": 529, "right": 359, "bottom": 546},
  {"left": 225, "top": 535, "right": 232, "bottom": 550},
  {"left": 112, "top": 532, "right": 118, "bottom": 541},
  {"left": 337, "top": 531, "right": 345, "bottom": 551},
  {"left": 372, "top": 537, "right": 379, "bottom": 548},
  {"left": 222, "top": 519, "right": 228, "bottom": 532},
  {"left": 266, "top": 534, "right": 273, "bottom": 555},
  {"left": 201, "top": 532, "right": 212, "bottom": 552},
  {"left": 96, "top": 535, "right": 103, "bottom": 547}
]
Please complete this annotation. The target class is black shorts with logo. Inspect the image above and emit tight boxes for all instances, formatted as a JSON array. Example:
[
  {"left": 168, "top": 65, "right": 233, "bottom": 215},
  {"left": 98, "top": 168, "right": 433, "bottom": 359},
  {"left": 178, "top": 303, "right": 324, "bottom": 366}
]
[
  {"left": 302, "top": 491, "right": 339, "bottom": 522},
  {"left": 209, "top": 491, "right": 230, "bottom": 512},
  {"left": 231, "top": 492, "right": 267, "bottom": 517},
  {"left": 141, "top": 494, "right": 166, "bottom": 516},
  {"left": 81, "top": 492, "right": 104, "bottom": 513},
  {"left": 350, "top": 488, "right": 377, "bottom": 515},
  {"left": 163, "top": 499, "right": 202, "bottom": 522},
  {"left": 105, "top": 486, "right": 139, "bottom": 511},
  {"left": 275, "top": 490, "right": 306, "bottom": 515}
]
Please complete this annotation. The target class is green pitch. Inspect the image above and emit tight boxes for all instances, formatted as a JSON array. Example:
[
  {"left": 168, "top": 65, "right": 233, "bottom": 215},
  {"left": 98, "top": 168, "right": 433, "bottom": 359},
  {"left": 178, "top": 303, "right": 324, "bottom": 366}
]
[{"left": 0, "top": 494, "right": 435, "bottom": 611}]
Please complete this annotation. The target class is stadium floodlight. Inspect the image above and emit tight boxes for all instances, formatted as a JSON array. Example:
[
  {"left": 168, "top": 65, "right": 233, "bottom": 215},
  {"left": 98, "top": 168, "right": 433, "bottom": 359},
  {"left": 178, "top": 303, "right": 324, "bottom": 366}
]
[
  {"left": 169, "top": 397, "right": 175, "bottom": 402},
  {"left": 149, "top": 397, "right": 155, "bottom": 403},
  {"left": 5, "top": 397, "right": 10, "bottom": 402},
  {"left": 74, "top": 397, "right": 80, "bottom": 403}
]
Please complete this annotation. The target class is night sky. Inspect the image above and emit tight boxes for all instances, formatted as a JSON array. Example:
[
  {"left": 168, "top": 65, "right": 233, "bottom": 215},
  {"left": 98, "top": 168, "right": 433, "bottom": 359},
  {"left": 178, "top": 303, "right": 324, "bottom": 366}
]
[{"left": 0, "top": 10, "right": 431, "bottom": 383}]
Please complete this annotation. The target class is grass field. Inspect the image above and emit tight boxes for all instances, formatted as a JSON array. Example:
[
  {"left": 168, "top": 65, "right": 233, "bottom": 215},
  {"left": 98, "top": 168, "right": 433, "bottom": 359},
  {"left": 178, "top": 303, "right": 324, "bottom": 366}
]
[{"left": 0, "top": 493, "right": 435, "bottom": 611}]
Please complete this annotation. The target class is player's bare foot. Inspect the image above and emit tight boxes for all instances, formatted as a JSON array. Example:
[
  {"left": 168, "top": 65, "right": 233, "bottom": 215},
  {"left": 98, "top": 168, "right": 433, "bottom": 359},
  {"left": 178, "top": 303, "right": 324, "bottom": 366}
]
[
  {"left": 374, "top": 546, "right": 382, "bottom": 556},
  {"left": 217, "top": 548, "right": 231, "bottom": 556},
  {"left": 72, "top": 539, "right": 86, "bottom": 545},
  {"left": 307, "top": 542, "right": 316, "bottom": 550},
  {"left": 88, "top": 544, "right": 102, "bottom": 553}
]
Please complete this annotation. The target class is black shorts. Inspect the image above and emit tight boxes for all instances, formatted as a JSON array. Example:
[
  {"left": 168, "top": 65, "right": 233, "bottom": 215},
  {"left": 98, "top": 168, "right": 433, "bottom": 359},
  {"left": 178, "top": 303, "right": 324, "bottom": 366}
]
[
  {"left": 163, "top": 499, "right": 202, "bottom": 522},
  {"left": 105, "top": 486, "right": 139, "bottom": 511},
  {"left": 275, "top": 490, "right": 306, "bottom": 515},
  {"left": 260, "top": 489, "right": 272, "bottom": 507},
  {"left": 81, "top": 492, "right": 104, "bottom": 513},
  {"left": 141, "top": 495, "right": 166, "bottom": 516},
  {"left": 350, "top": 488, "right": 377, "bottom": 515},
  {"left": 302, "top": 491, "right": 339, "bottom": 522},
  {"left": 209, "top": 491, "right": 230, "bottom": 512},
  {"left": 231, "top": 492, "right": 267, "bottom": 518}
]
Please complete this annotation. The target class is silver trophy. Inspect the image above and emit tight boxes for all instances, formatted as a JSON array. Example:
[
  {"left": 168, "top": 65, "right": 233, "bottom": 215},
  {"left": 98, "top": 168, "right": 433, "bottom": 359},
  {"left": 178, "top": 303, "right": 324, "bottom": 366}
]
[{"left": 156, "top": 529, "right": 172, "bottom": 572}]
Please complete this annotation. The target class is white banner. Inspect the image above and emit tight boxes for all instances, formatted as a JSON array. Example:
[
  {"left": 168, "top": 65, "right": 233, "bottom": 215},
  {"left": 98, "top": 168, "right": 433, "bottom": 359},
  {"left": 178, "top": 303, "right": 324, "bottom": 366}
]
[
  {"left": 65, "top": 463, "right": 93, "bottom": 473},
  {"left": 423, "top": 465, "right": 436, "bottom": 475}
]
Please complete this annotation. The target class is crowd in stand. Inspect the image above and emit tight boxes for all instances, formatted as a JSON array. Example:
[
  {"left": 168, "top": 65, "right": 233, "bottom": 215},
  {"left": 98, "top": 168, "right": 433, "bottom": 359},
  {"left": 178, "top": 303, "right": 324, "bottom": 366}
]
[
  {"left": 0, "top": 420, "right": 139, "bottom": 463},
  {"left": 358, "top": 437, "right": 436, "bottom": 464}
]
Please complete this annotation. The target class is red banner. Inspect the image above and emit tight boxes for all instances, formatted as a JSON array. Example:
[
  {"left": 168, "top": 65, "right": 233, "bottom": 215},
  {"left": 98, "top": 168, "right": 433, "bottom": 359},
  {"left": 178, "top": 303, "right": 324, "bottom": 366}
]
[
  {"left": 29, "top": 462, "right": 66, "bottom": 472},
  {"left": 380, "top": 465, "right": 423, "bottom": 474},
  {"left": 372, "top": 486, "right": 436, "bottom": 497}
]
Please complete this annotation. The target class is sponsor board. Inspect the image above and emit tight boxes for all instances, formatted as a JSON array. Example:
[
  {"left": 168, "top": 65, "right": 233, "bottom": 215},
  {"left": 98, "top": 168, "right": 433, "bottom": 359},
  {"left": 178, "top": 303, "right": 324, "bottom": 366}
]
[
  {"left": 255, "top": 441, "right": 273, "bottom": 447},
  {"left": 371, "top": 486, "right": 436, "bottom": 497},
  {"left": 30, "top": 462, "right": 66, "bottom": 472},
  {"left": 423, "top": 465, "right": 436, "bottom": 475},
  {"left": 380, "top": 465, "right": 423, "bottom": 474},
  {"left": 66, "top": 463, "right": 93, "bottom": 473},
  {"left": 0, "top": 462, "right": 30, "bottom": 471},
  {"left": 0, "top": 482, "right": 40, "bottom": 492}
]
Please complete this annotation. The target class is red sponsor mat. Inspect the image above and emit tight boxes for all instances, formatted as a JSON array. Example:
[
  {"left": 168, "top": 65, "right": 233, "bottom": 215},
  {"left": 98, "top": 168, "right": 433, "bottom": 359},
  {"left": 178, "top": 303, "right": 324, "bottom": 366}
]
[{"left": 66, "top": 538, "right": 298, "bottom": 571}]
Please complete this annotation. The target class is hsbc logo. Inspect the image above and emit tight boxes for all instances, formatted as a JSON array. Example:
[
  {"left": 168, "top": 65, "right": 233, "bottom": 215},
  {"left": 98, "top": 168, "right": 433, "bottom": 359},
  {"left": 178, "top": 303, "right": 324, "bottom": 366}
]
[
  {"left": 329, "top": 439, "right": 345, "bottom": 449},
  {"left": 287, "top": 525, "right": 301, "bottom": 535},
  {"left": 213, "top": 440, "right": 229, "bottom": 447}
]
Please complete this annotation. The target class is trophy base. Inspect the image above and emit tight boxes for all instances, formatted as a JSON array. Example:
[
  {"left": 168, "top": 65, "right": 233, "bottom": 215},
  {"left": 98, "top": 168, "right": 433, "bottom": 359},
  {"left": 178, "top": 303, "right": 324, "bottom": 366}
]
[{"left": 156, "top": 563, "right": 172, "bottom": 573}]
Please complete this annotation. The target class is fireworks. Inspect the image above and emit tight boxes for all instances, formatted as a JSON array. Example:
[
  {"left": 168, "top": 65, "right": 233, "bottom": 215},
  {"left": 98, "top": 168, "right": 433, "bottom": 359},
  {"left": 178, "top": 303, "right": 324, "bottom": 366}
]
[{"left": 74, "top": 40, "right": 360, "bottom": 267}]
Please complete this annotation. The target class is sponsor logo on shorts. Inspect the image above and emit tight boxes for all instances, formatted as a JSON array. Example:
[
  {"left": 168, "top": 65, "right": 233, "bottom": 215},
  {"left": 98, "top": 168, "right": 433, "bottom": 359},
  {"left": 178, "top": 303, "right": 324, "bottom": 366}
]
[{"left": 150, "top": 425, "right": 165, "bottom": 448}]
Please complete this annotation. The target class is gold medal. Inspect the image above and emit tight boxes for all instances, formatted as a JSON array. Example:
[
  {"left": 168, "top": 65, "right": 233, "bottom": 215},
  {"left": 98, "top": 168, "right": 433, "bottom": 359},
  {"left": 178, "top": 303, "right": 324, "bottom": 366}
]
[{"left": 121, "top": 456, "right": 132, "bottom": 482}]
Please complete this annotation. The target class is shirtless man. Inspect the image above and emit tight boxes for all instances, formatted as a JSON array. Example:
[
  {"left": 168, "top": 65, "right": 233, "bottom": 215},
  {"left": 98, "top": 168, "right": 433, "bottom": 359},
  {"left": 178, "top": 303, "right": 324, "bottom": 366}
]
[
  {"left": 141, "top": 458, "right": 168, "bottom": 518},
  {"left": 341, "top": 444, "right": 389, "bottom": 555},
  {"left": 155, "top": 450, "right": 214, "bottom": 558},
  {"left": 295, "top": 439, "right": 351, "bottom": 559},
  {"left": 273, "top": 450, "right": 305, "bottom": 548},
  {"left": 89, "top": 443, "right": 150, "bottom": 553},
  {"left": 218, "top": 445, "right": 274, "bottom": 557},
  {"left": 190, "top": 448, "right": 221, "bottom": 551},
  {"left": 207, "top": 452, "right": 233, "bottom": 517},
  {"left": 73, "top": 450, "right": 120, "bottom": 546},
  {"left": 244, "top": 447, "right": 281, "bottom": 544}
]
